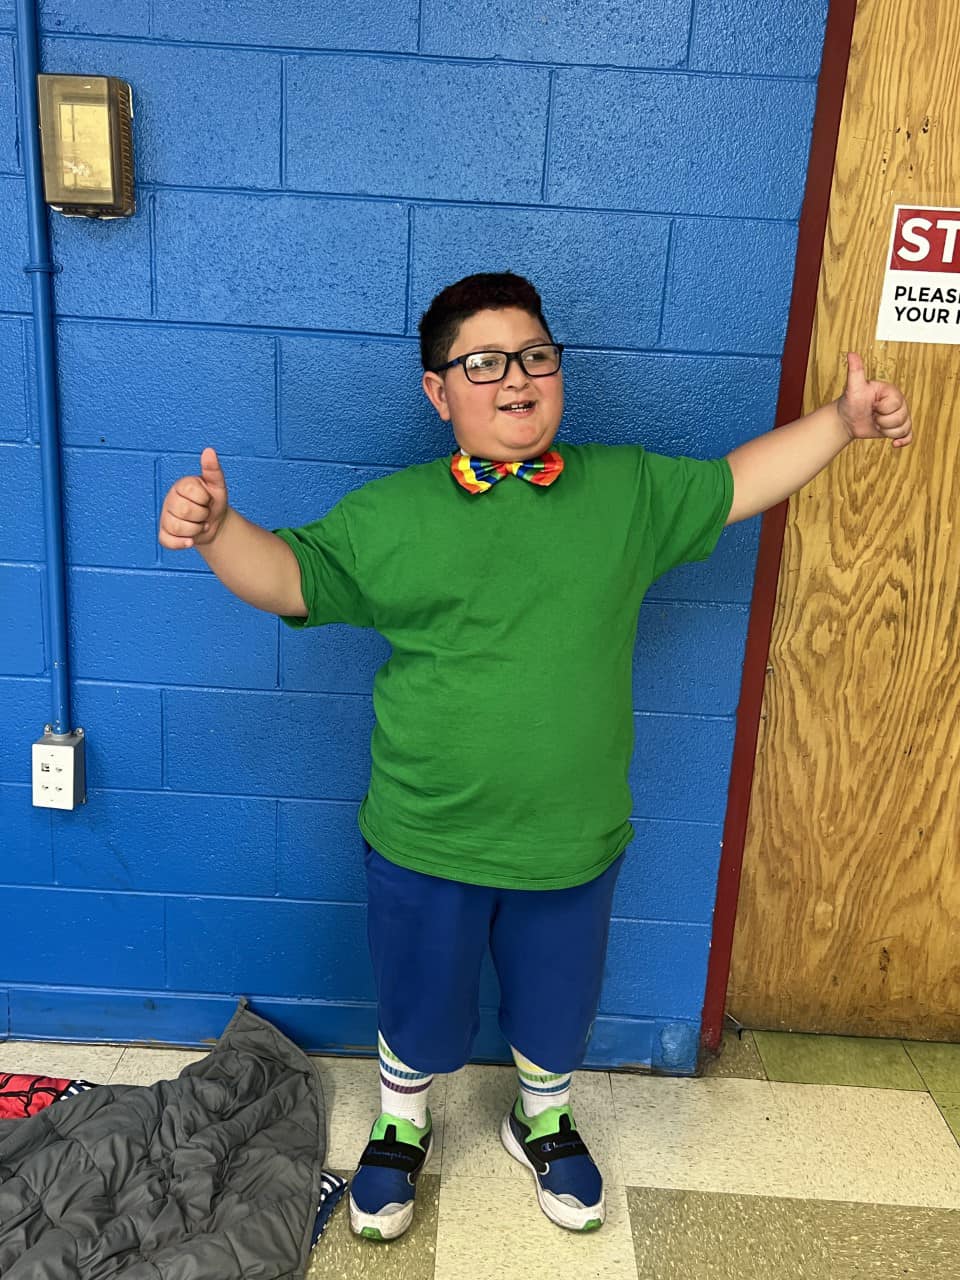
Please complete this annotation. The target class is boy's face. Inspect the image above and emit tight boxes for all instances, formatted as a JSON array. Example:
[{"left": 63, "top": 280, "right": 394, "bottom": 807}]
[{"left": 421, "top": 307, "right": 564, "bottom": 460}]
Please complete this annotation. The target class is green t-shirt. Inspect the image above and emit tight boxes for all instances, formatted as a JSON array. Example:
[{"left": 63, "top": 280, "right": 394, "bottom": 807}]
[{"left": 274, "top": 442, "right": 733, "bottom": 890}]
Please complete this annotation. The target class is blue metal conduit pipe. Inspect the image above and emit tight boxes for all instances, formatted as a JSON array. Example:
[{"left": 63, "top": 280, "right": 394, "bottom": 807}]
[{"left": 15, "top": 0, "right": 72, "bottom": 736}]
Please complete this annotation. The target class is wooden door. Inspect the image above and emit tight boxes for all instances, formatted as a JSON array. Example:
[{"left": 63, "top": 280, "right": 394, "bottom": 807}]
[{"left": 727, "top": 0, "right": 960, "bottom": 1039}]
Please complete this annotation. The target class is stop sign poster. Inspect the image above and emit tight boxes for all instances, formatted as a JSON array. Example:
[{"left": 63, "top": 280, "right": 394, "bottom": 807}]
[{"left": 877, "top": 205, "right": 960, "bottom": 343}]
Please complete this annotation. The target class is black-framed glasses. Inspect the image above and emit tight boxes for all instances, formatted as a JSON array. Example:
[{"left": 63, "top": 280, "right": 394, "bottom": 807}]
[{"left": 432, "top": 342, "right": 564, "bottom": 384}]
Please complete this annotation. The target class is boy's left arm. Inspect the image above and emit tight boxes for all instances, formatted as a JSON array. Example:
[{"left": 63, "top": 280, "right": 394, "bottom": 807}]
[{"left": 724, "top": 353, "right": 914, "bottom": 525}]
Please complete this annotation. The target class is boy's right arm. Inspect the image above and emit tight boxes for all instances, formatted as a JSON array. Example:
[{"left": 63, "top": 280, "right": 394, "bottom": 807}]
[{"left": 158, "top": 447, "right": 307, "bottom": 618}]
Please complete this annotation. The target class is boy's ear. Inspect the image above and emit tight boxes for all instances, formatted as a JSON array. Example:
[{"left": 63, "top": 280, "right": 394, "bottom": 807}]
[{"left": 422, "top": 370, "right": 452, "bottom": 421}]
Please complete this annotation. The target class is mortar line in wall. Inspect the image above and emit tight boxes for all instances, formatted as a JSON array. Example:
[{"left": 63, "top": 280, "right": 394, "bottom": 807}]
[
  {"left": 278, "top": 57, "right": 286, "bottom": 187},
  {"left": 273, "top": 336, "right": 281, "bottom": 454},
  {"left": 148, "top": 192, "right": 157, "bottom": 317},
  {"left": 0, "top": 882, "right": 371, "bottom": 907},
  {"left": 403, "top": 205, "right": 414, "bottom": 333},
  {"left": 416, "top": 0, "right": 424, "bottom": 53},
  {"left": 0, "top": 184, "right": 801, "bottom": 225},
  {"left": 683, "top": 0, "right": 699, "bottom": 70},
  {"left": 162, "top": 897, "right": 168, "bottom": 988},
  {"left": 273, "top": 801, "right": 281, "bottom": 896},
  {"left": 159, "top": 687, "right": 166, "bottom": 787},
  {"left": 540, "top": 70, "right": 555, "bottom": 203},
  {"left": 4, "top": 311, "right": 783, "bottom": 362},
  {"left": 656, "top": 219, "right": 674, "bottom": 346},
  {"left": 37, "top": 31, "right": 821, "bottom": 84},
  {"left": 152, "top": 456, "right": 161, "bottom": 566}
]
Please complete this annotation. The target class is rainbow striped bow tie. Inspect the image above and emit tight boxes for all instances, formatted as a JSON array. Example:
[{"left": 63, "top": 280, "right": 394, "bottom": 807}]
[{"left": 450, "top": 449, "right": 564, "bottom": 495}]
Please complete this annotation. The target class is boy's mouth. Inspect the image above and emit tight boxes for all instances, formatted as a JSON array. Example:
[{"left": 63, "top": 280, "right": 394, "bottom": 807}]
[{"left": 498, "top": 400, "right": 537, "bottom": 416}]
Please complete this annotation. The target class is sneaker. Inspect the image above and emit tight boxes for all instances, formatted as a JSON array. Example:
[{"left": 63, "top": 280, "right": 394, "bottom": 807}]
[
  {"left": 348, "top": 1111, "right": 433, "bottom": 1241},
  {"left": 500, "top": 1097, "right": 604, "bottom": 1231}
]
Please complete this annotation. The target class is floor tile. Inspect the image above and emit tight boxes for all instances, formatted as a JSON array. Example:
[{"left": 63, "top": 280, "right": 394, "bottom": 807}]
[
  {"left": 312, "top": 1054, "right": 447, "bottom": 1174},
  {"left": 611, "top": 1074, "right": 960, "bottom": 1207},
  {"left": 305, "top": 1170, "right": 439, "bottom": 1280},
  {"left": 772, "top": 1081, "right": 960, "bottom": 1208},
  {"left": 108, "top": 1046, "right": 207, "bottom": 1086},
  {"left": 0, "top": 1039, "right": 125, "bottom": 1083},
  {"left": 700, "top": 1030, "right": 766, "bottom": 1080},
  {"left": 434, "top": 1174, "right": 636, "bottom": 1280},
  {"left": 753, "top": 1031, "right": 925, "bottom": 1089},
  {"left": 627, "top": 1185, "right": 960, "bottom": 1279},
  {"left": 904, "top": 1041, "right": 960, "bottom": 1095},
  {"left": 441, "top": 1063, "right": 623, "bottom": 1188}
]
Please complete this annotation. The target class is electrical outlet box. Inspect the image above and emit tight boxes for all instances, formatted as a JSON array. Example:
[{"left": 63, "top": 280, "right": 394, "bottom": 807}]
[{"left": 32, "top": 727, "right": 86, "bottom": 810}]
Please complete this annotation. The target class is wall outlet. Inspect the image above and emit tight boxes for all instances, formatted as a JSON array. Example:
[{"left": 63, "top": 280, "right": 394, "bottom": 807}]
[{"left": 32, "top": 728, "right": 87, "bottom": 810}]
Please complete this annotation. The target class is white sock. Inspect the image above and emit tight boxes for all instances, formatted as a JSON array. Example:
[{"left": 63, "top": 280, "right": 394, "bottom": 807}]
[
  {"left": 378, "top": 1031, "right": 433, "bottom": 1130},
  {"left": 511, "top": 1044, "right": 573, "bottom": 1117}
]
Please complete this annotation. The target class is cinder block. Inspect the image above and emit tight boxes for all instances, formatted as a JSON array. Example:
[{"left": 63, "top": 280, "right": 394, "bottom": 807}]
[
  {"left": 629, "top": 710, "right": 736, "bottom": 824},
  {"left": 62, "top": 448, "right": 157, "bottom": 568},
  {"left": 0, "top": 679, "right": 50, "bottom": 784},
  {"left": 281, "top": 623, "right": 390, "bottom": 695},
  {"left": 278, "top": 799, "right": 367, "bottom": 902},
  {"left": 633, "top": 600, "right": 749, "bottom": 716},
  {"left": 69, "top": 567, "right": 278, "bottom": 687},
  {"left": 0, "top": 565, "right": 44, "bottom": 674},
  {"left": 612, "top": 817, "right": 724, "bottom": 923},
  {"left": 71, "top": 681, "right": 163, "bottom": 790},
  {"left": 690, "top": 0, "right": 829, "bottom": 77},
  {"left": 40, "top": 0, "right": 151, "bottom": 36},
  {"left": 1, "top": 37, "right": 16, "bottom": 172},
  {"left": 0, "top": 317, "right": 28, "bottom": 442},
  {"left": 661, "top": 219, "right": 799, "bottom": 355},
  {"left": 50, "top": 192, "right": 152, "bottom": 319},
  {"left": 0, "top": 177, "right": 30, "bottom": 312},
  {"left": 156, "top": 455, "right": 392, "bottom": 574},
  {"left": 285, "top": 55, "right": 549, "bottom": 203},
  {"left": 651, "top": 515, "right": 761, "bottom": 607},
  {"left": 164, "top": 688, "right": 375, "bottom": 800},
  {"left": 548, "top": 69, "right": 817, "bottom": 219},
  {"left": 0, "top": 447, "right": 42, "bottom": 561},
  {"left": 165, "top": 897, "right": 373, "bottom": 1000},
  {"left": 601, "top": 919, "right": 710, "bottom": 1020},
  {"left": 0, "top": 886, "right": 165, "bottom": 987},
  {"left": 58, "top": 322, "right": 277, "bottom": 454},
  {"left": 410, "top": 205, "right": 670, "bottom": 349},
  {"left": 0, "top": 783, "right": 54, "bottom": 883},
  {"left": 558, "top": 349, "right": 780, "bottom": 456},
  {"left": 43, "top": 38, "right": 281, "bottom": 188},
  {"left": 421, "top": 0, "right": 689, "bottom": 69},
  {"left": 280, "top": 336, "right": 447, "bottom": 467},
  {"left": 154, "top": 191, "right": 407, "bottom": 331},
  {"left": 54, "top": 790, "right": 277, "bottom": 895},
  {"left": 153, "top": 0, "right": 418, "bottom": 52}
]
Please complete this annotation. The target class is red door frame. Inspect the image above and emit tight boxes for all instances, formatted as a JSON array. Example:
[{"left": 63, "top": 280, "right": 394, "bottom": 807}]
[{"left": 700, "top": 0, "right": 861, "bottom": 1054}]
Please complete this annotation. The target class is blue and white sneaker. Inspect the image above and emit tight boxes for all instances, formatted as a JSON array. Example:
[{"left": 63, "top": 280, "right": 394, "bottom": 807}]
[
  {"left": 500, "top": 1097, "right": 604, "bottom": 1231},
  {"left": 348, "top": 1111, "right": 433, "bottom": 1241}
]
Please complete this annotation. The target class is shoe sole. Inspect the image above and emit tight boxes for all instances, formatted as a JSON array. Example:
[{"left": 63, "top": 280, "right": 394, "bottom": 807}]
[
  {"left": 499, "top": 1113, "right": 604, "bottom": 1232},
  {"left": 348, "top": 1132, "right": 434, "bottom": 1241}
]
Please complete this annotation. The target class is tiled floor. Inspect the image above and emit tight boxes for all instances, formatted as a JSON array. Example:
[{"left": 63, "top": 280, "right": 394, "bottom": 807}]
[{"left": 3, "top": 1029, "right": 960, "bottom": 1279}]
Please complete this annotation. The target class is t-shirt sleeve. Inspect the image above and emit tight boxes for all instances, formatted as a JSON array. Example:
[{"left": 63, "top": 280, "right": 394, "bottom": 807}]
[
  {"left": 641, "top": 451, "right": 734, "bottom": 581},
  {"left": 272, "top": 501, "right": 374, "bottom": 629}
]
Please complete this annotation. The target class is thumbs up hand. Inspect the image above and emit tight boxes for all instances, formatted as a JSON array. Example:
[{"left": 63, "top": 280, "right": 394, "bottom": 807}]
[
  {"left": 158, "top": 447, "right": 230, "bottom": 550},
  {"left": 837, "top": 352, "right": 913, "bottom": 448}
]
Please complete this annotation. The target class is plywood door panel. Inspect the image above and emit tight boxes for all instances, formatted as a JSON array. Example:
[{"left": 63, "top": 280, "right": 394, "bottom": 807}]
[{"left": 728, "top": 0, "right": 960, "bottom": 1039}]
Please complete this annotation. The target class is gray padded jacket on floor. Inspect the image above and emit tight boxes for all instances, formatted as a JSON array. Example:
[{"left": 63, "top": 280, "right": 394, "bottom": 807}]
[{"left": 0, "top": 1000, "right": 326, "bottom": 1278}]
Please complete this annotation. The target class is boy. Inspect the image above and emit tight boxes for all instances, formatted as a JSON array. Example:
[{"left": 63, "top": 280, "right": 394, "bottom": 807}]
[{"left": 158, "top": 273, "right": 912, "bottom": 1240}]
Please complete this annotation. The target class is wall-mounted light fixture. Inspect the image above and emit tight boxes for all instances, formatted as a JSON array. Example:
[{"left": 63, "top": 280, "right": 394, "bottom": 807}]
[{"left": 37, "top": 73, "right": 135, "bottom": 218}]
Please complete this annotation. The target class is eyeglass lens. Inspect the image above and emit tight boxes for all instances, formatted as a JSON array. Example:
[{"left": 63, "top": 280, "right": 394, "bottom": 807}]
[{"left": 463, "top": 345, "right": 561, "bottom": 383}]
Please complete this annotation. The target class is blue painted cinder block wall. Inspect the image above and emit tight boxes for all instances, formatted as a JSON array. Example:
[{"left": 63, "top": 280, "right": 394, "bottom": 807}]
[{"left": 0, "top": 0, "right": 829, "bottom": 1070}]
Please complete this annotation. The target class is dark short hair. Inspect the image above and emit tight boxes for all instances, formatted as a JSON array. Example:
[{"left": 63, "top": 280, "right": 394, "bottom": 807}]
[{"left": 418, "top": 272, "right": 553, "bottom": 371}]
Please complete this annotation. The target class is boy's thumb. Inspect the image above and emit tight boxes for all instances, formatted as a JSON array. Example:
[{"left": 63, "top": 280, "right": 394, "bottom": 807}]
[
  {"left": 845, "top": 351, "right": 868, "bottom": 392},
  {"left": 200, "top": 446, "right": 226, "bottom": 488}
]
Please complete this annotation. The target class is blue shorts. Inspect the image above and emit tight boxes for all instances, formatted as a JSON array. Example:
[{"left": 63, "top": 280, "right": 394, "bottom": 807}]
[{"left": 363, "top": 842, "right": 624, "bottom": 1075}]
